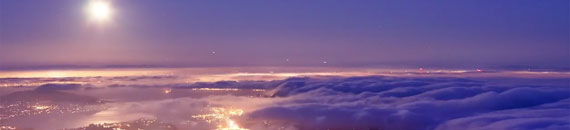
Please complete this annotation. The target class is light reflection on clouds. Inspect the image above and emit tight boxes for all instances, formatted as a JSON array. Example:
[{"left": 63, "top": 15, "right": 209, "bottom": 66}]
[
  {"left": 0, "top": 67, "right": 568, "bottom": 130},
  {"left": 0, "top": 67, "right": 568, "bottom": 88}
]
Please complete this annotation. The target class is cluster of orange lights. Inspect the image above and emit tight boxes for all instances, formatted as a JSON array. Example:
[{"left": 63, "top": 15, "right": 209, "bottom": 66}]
[{"left": 192, "top": 107, "right": 249, "bottom": 130}]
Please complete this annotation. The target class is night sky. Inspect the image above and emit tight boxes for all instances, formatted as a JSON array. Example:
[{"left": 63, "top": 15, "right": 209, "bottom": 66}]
[{"left": 1, "top": 0, "right": 568, "bottom": 69}]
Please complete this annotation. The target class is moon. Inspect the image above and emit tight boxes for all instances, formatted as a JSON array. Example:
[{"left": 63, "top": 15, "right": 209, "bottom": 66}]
[{"left": 86, "top": 0, "right": 113, "bottom": 22}]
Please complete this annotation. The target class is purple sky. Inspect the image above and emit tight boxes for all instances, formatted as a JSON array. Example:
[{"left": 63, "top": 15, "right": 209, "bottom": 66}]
[{"left": 0, "top": 0, "right": 568, "bottom": 70}]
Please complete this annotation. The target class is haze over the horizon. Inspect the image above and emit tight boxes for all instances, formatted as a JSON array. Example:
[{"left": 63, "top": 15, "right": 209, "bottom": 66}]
[{"left": 1, "top": 0, "right": 568, "bottom": 69}]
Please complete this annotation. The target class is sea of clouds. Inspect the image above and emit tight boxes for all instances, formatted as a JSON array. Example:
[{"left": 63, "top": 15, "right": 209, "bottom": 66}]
[
  {"left": 244, "top": 76, "right": 569, "bottom": 130},
  {"left": 1, "top": 75, "right": 569, "bottom": 130}
]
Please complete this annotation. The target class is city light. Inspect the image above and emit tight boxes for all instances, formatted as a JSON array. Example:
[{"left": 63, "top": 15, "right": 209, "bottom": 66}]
[{"left": 192, "top": 107, "right": 249, "bottom": 130}]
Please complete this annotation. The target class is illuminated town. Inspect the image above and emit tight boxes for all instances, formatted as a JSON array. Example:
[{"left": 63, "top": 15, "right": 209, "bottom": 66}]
[
  {"left": 192, "top": 107, "right": 249, "bottom": 130},
  {"left": 0, "top": 102, "right": 101, "bottom": 121},
  {"left": 66, "top": 119, "right": 176, "bottom": 130}
]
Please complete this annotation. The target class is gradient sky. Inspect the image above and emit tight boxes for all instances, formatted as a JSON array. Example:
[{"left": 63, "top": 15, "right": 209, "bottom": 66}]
[{"left": 0, "top": 0, "right": 568, "bottom": 69}]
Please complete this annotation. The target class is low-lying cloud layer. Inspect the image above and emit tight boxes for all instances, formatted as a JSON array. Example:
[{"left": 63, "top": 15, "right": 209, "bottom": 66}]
[
  {"left": 246, "top": 76, "right": 569, "bottom": 130},
  {"left": 1, "top": 75, "right": 568, "bottom": 130}
]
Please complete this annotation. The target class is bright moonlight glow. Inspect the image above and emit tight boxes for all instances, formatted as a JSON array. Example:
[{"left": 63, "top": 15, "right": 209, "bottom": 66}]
[{"left": 87, "top": 0, "right": 112, "bottom": 22}]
